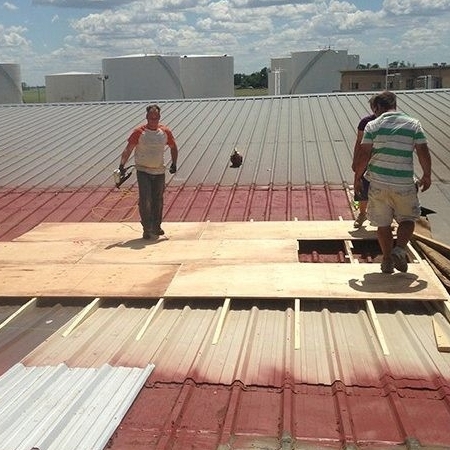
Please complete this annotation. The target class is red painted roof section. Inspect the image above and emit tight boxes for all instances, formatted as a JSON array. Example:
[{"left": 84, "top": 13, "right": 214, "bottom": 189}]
[{"left": 0, "top": 185, "right": 353, "bottom": 241}]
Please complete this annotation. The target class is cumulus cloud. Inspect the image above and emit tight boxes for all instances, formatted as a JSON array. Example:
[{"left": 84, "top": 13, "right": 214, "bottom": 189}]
[
  {"left": 0, "top": 24, "right": 30, "bottom": 47},
  {"left": 383, "top": 0, "right": 450, "bottom": 16},
  {"left": 3, "top": 2, "right": 18, "bottom": 10}
]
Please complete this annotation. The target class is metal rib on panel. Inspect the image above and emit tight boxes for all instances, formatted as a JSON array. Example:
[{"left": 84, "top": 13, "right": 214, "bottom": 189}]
[{"left": 0, "top": 362, "right": 154, "bottom": 450}]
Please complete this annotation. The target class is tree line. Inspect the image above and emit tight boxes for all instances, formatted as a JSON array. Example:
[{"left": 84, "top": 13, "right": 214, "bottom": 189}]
[{"left": 234, "top": 67, "right": 268, "bottom": 89}]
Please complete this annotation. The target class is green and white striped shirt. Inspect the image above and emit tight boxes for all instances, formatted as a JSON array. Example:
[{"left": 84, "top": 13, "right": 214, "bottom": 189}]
[{"left": 362, "top": 111, "right": 427, "bottom": 187}]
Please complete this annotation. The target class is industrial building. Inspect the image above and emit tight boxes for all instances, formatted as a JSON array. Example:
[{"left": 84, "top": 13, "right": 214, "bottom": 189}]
[
  {"left": 45, "top": 72, "right": 104, "bottom": 103},
  {"left": 341, "top": 63, "right": 450, "bottom": 92},
  {"left": 268, "top": 49, "right": 360, "bottom": 95},
  {"left": 44, "top": 54, "right": 234, "bottom": 103}
]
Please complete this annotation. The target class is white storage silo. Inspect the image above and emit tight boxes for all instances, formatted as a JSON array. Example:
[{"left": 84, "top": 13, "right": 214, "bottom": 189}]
[
  {"left": 0, "top": 63, "right": 22, "bottom": 104},
  {"left": 102, "top": 54, "right": 183, "bottom": 101},
  {"left": 180, "top": 55, "right": 234, "bottom": 98},
  {"left": 289, "top": 50, "right": 359, "bottom": 94},
  {"left": 45, "top": 72, "right": 103, "bottom": 103}
]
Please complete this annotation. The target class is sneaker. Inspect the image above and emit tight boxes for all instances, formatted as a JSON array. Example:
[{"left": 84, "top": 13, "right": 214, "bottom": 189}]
[
  {"left": 391, "top": 246, "right": 408, "bottom": 272},
  {"left": 353, "top": 212, "right": 367, "bottom": 228},
  {"left": 380, "top": 258, "right": 394, "bottom": 274},
  {"left": 151, "top": 227, "right": 165, "bottom": 236}
]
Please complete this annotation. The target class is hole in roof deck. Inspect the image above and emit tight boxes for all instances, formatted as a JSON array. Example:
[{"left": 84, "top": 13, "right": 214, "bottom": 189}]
[{"left": 297, "top": 238, "right": 389, "bottom": 263}]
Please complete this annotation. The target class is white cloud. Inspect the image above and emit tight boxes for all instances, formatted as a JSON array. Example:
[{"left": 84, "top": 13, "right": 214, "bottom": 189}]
[
  {"left": 383, "top": 0, "right": 450, "bottom": 16},
  {"left": 3, "top": 2, "right": 18, "bottom": 11}
]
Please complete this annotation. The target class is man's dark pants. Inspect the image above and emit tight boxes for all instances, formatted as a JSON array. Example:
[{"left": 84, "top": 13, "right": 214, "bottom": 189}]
[{"left": 137, "top": 170, "right": 165, "bottom": 233}]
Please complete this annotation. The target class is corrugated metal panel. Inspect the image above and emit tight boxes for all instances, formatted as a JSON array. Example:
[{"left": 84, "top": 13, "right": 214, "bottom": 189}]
[
  {"left": 21, "top": 301, "right": 450, "bottom": 389},
  {"left": 0, "top": 299, "right": 83, "bottom": 376},
  {"left": 1, "top": 92, "right": 449, "bottom": 189},
  {"left": 108, "top": 383, "right": 450, "bottom": 449},
  {"left": 0, "top": 362, "right": 154, "bottom": 450}
]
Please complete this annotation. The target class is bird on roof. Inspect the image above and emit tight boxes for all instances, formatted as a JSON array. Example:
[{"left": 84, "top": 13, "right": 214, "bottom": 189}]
[{"left": 230, "top": 148, "right": 243, "bottom": 168}]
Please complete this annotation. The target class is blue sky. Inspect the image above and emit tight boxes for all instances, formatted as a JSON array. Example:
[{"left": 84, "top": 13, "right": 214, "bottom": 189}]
[{"left": 1, "top": 0, "right": 449, "bottom": 85}]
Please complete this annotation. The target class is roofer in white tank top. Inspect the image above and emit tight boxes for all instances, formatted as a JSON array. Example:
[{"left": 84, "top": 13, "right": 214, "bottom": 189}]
[
  {"left": 118, "top": 104, "right": 178, "bottom": 239},
  {"left": 353, "top": 90, "right": 432, "bottom": 274}
]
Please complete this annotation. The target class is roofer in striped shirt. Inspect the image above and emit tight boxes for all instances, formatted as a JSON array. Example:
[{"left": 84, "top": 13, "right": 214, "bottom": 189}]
[{"left": 353, "top": 90, "right": 432, "bottom": 274}]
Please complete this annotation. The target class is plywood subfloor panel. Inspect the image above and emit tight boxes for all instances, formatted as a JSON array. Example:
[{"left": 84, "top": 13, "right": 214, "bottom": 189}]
[
  {"left": 14, "top": 221, "right": 380, "bottom": 242},
  {"left": 78, "top": 239, "right": 299, "bottom": 264},
  {"left": 0, "top": 264, "right": 179, "bottom": 297},
  {"left": 14, "top": 222, "right": 208, "bottom": 242},
  {"left": 1, "top": 221, "right": 445, "bottom": 301},
  {"left": 164, "top": 262, "right": 448, "bottom": 301}
]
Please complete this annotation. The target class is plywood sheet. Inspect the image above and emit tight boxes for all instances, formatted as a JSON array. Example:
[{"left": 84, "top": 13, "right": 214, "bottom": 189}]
[
  {"left": 79, "top": 239, "right": 299, "bottom": 264},
  {"left": 1, "top": 221, "right": 444, "bottom": 301},
  {"left": 165, "top": 262, "right": 448, "bottom": 301},
  {"left": 0, "top": 264, "right": 179, "bottom": 297},
  {"left": 15, "top": 221, "right": 379, "bottom": 243},
  {"left": 0, "top": 241, "right": 98, "bottom": 264},
  {"left": 198, "top": 220, "right": 379, "bottom": 240},
  {"left": 14, "top": 222, "right": 208, "bottom": 242}
]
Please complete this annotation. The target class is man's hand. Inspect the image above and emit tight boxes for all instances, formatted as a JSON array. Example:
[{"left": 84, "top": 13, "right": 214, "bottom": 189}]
[
  {"left": 419, "top": 174, "right": 431, "bottom": 192},
  {"left": 119, "top": 164, "right": 126, "bottom": 176},
  {"left": 169, "top": 163, "right": 177, "bottom": 174},
  {"left": 354, "top": 175, "right": 362, "bottom": 196}
]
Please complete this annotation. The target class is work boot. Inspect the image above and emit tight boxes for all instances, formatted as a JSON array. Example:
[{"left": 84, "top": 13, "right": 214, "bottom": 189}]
[
  {"left": 353, "top": 212, "right": 367, "bottom": 228},
  {"left": 151, "top": 227, "right": 165, "bottom": 236},
  {"left": 391, "top": 246, "right": 408, "bottom": 272},
  {"left": 380, "top": 258, "right": 394, "bottom": 274}
]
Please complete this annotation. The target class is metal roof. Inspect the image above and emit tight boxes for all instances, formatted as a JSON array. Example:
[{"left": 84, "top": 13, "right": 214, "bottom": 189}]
[
  {"left": 1, "top": 91, "right": 450, "bottom": 449},
  {"left": 1, "top": 90, "right": 450, "bottom": 244}
]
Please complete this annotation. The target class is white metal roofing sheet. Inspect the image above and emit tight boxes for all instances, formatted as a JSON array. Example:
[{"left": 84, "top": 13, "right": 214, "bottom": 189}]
[{"left": 0, "top": 362, "right": 154, "bottom": 450}]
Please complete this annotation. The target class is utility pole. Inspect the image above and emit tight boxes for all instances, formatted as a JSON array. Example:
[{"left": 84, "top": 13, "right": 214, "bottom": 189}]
[
  {"left": 97, "top": 74, "right": 109, "bottom": 101},
  {"left": 385, "top": 58, "right": 389, "bottom": 89}
]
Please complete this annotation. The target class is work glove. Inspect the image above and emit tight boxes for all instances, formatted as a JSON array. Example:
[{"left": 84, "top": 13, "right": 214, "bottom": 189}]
[
  {"left": 119, "top": 164, "right": 126, "bottom": 176},
  {"left": 169, "top": 162, "right": 177, "bottom": 174}
]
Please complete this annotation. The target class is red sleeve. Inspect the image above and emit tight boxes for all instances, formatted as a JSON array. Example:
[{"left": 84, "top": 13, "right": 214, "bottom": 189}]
[
  {"left": 159, "top": 125, "right": 176, "bottom": 147},
  {"left": 128, "top": 125, "right": 146, "bottom": 146}
]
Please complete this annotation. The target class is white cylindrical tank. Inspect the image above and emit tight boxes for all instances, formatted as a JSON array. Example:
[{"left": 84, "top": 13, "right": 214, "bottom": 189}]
[
  {"left": 290, "top": 50, "right": 356, "bottom": 94},
  {"left": 180, "top": 55, "right": 234, "bottom": 98},
  {"left": 0, "top": 63, "right": 22, "bottom": 104},
  {"left": 45, "top": 72, "right": 103, "bottom": 103},
  {"left": 102, "top": 54, "right": 183, "bottom": 101}
]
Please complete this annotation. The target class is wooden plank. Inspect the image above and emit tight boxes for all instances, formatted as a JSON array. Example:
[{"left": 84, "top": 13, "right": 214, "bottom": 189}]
[
  {"left": 62, "top": 297, "right": 102, "bottom": 337},
  {"left": 165, "top": 262, "right": 448, "bottom": 301},
  {"left": 0, "top": 297, "right": 37, "bottom": 330},
  {"left": 365, "top": 300, "right": 390, "bottom": 355},
  {"left": 432, "top": 316, "right": 450, "bottom": 352},
  {"left": 136, "top": 298, "right": 165, "bottom": 341},
  {"left": 212, "top": 298, "right": 231, "bottom": 345},
  {"left": 294, "top": 298, "right": 301, "bottom": 350}
]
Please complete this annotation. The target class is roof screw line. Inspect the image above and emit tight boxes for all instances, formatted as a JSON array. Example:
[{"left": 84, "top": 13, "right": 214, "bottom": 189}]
[
  {"left": 342, "top": 444, "right": 360, "bottom": 450},
  {"left": 405, "top": 437, "right": 422, "bottom": 450},
  {"left": 280, "top": 430, "right": 293, "bottom": 450}
]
